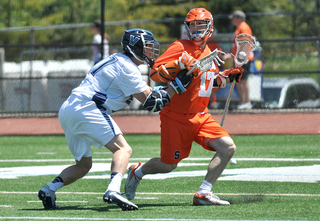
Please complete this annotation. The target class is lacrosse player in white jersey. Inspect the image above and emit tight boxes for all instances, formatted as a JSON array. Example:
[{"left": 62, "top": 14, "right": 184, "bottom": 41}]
[{"left": 38, "top": 29, "right": 193, "bottom": 211}]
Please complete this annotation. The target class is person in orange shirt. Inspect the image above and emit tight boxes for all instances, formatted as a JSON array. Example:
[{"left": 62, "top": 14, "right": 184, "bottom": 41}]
[
  {"left": 207, "top": 34, "right": 231, "bottom": 108},
  {"left": 225, "top": 10, "right": 254, "bottom": 110},
  {"left": 125, "top": 8, "right": 244, "bottom": 206}
]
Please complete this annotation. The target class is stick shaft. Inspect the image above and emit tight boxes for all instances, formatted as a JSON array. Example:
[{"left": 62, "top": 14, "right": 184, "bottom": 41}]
[
  {"left": 220, "top": 79, "right": 236, "bottom": 127},
  {"left": 186, "top": 65, "right": 197, "bottom": 76}
]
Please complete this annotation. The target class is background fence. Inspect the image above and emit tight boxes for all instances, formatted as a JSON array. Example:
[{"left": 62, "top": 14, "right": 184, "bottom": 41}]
[
  {"left": 1, "top": 1, "right": 320, "bottom": 135},
  {"left": 1, "top": 37, "right": 320, "bottom": 113}
]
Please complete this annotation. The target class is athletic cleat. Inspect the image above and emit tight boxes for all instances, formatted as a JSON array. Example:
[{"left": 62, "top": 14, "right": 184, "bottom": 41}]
[
  {"left": 125, "top": 162, "right": 142, "bottom": 200},
  {"left": 193, "top": 192, "right": 230, "bottom": 206},
  {"left": 38, "top": 185, "right": 60, "bottom": 210},
  {"left": 103, "top": 190, "right": 138, "bottom": 211}
]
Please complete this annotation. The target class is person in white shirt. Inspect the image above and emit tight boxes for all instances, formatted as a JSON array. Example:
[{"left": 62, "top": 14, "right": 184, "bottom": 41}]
[
  {"left": 91, "top": 20, "right": 109, "bottom": 64},
  {"left": 38, "top": 29, "right": 193, "bottom": 211}
]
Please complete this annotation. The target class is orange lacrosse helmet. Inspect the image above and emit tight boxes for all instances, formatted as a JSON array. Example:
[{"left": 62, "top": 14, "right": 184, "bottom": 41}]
[{"left": 184, "top": 8, "right": 214, "bottom": 46}]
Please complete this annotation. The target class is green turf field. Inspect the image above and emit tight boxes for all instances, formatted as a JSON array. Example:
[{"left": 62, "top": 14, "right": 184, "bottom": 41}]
[{"left": 0, "top": 135, "right": 319, "bottom": 221}]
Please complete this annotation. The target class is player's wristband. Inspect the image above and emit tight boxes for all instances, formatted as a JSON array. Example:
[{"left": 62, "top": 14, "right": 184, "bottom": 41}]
[
  {"left": 170, "top": 78, "right": 186, "bottom": 94},
  {"left": 212, "top": 76, "right": 227, "bottom": 88}
]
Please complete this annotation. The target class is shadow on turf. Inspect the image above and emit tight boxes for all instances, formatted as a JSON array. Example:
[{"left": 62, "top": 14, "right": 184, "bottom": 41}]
[
  {"left": 21, "top": 205, "right": 115, "bottom": 212},
  {"left": 228, "top": 195, "right": 265, "bottom": 204},
  {"left": 22, "top": 201, "right": 191, "bottom": 212},
  {"left": 22, "top": 197, "right": 262, "bottom": 212}
]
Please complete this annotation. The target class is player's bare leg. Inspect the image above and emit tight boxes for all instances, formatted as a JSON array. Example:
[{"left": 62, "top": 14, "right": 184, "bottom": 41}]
[
  {"left": 105, "top": 134, "right": 132, "bottom": 175},
  {"left": 103, "top": 134, "right": 138, "bottom": 210},
  {"left": 125, "top": 158, "right": 177, "bottom": 200},
  {"left": 193, "top": 136, "right": 235, "bottom": 206},
  {"left": 204, "top": 136, "right": 235, "bottom": 184},
  {"left": 59, "top": 157, "right": 92, "bottom": 185},
  {"left": 141, "top": 158, "right": 177, "bottom": 174},
  {"left": 38, "top": 156, "right": 92, "bottom": 209}
]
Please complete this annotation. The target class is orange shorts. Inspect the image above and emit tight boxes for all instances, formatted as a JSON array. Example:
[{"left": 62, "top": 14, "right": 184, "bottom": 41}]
[{"left": 159, "top": 109, "right": 230, "bottom": 164}]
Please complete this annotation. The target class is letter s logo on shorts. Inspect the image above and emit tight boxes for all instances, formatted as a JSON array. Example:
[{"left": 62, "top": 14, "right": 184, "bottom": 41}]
[{"left": 174, "top": 150, "right": 180, "bottom": 160}]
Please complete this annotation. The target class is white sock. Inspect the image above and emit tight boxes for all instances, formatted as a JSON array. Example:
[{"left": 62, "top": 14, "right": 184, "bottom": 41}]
[
  {"left": 197, "top": 180, "right": 212, "bottom": 196},
  {"left": 47, "top": 176, "right": 64, "bottom": 192},
  {"left": 106, "top": 172, "right": 123, "bottom": 193},
  {"left": 134, "top": 165, "right": 144, "bottom": 179}
]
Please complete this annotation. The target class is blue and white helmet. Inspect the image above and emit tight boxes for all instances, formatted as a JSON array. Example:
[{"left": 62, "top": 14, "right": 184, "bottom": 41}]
[{"left": 121, "top": 29, "right": 160, "bottom": 67}]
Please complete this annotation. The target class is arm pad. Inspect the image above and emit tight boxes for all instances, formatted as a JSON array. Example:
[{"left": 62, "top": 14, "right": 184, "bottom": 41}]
[
  {"left": 149, "top": 60, "right": 182, "bottom": 83},
  {"left": 143, "top": 86, "right": 171, "bottom": 112},
  {"left": 178, "top": 51, "right": 200, "bottom": 76}
]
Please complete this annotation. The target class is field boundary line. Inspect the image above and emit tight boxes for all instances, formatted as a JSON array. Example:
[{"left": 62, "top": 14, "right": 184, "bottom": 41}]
[{"left": 1, "top": 191, "right": 320, "bottom": 197}]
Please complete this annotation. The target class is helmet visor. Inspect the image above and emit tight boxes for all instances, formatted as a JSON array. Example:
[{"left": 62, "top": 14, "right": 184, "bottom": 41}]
[
  {"left": 144, "top": 41, "right": 160, "bottom": 67},
  {"left": 186, "top": 20, "right": 212, "bottom": 41}
]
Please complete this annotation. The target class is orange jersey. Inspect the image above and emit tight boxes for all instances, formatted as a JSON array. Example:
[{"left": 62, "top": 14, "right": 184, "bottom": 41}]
[
  {"left": 232, "top": 21, "right": 254, "bottom": 61},
  {"left": 150, "top": 39, "right": 218, "bottom": 114},
  {"left": 206, "top": 38, "right": 222, "bottom": 52}
]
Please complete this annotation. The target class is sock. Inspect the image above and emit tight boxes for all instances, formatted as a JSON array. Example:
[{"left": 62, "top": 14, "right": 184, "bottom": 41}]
[
  {"left": 106, "top": 172, "right": 123, "bottom": 193},
  {"left": 197, "top": 180, "right": 212, "bottom": 196},
  {"left": 47, "top": 176, "right": 64, "bottom": 192},
  {"left": 134, "top": 164, "right": 144, "bottom": 179}
]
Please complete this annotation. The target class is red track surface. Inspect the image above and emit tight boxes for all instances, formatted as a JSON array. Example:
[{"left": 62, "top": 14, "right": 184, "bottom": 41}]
[{"left": 1, "top": 113, "right": 319, "bottom": 135}]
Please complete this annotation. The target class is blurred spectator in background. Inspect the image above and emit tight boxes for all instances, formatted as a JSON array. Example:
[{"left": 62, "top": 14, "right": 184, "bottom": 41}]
[
  {"left": 91, "top": 20, "right": 109, "bottom": 64},
  {"left": 225, "top": 10, "right": 254, "bottom": 110},
  {"left": 207, "top": 33, "right": 230, "bottom": 109},
  {"left": 250, "top": 38, "right": 263, "bottom": 74}
]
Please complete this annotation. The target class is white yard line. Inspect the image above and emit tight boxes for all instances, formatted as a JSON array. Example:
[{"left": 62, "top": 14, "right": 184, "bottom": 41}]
[
  {"left": 1, "top": 163, "right": 320, "bottom": 182},
  {"left": 1, "top": 191, "right": 320, "bottom": 197}
]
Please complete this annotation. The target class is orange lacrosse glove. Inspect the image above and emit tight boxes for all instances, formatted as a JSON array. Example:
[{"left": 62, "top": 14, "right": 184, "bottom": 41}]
[
  {"left": 213, "top": 67, "right": 244, "bottom": 88},
  {"left": 178, "top": 51, "right": 201, "bottom": 77},
  {"left": 220, "top": 67, "right": 244, "bottom": 82}
]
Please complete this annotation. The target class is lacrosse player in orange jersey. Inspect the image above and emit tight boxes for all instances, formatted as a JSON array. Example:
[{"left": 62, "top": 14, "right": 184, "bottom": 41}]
[{"left": 125, "top": 8, "right": 244, "bottom": 206}]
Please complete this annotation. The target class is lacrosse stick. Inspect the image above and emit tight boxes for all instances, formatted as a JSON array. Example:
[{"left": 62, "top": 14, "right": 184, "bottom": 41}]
[
  {"left": 186, "top": 49, "right": 225, "bottom": 75},
  {"left": 220, "top": 33, "right": 257, "bottom": 127}
]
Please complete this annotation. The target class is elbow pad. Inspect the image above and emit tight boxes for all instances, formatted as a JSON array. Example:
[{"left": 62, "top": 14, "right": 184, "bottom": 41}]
[
  {"left": 143, "top": 86, "right": 171, "bottom": 112},
  {"left": 149, "top": 60, "right": 181, "bottom": 83}
]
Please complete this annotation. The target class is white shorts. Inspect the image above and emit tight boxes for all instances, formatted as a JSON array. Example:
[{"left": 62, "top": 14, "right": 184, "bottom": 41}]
[{"left": 59, "top": 95, "right": 122, "bottom": 161}]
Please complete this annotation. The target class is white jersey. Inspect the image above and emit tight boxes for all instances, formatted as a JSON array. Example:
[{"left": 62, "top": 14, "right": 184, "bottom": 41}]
[{"left": 71, "top": 53, "right": 148, "bottom": 115}]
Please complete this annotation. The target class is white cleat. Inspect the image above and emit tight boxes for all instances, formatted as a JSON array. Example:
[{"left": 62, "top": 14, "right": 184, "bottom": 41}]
[
  {"left": 193, "top": 192, "right": 230, "bottom": 206},
  {"left": 125, "top": 162, "right": 141, "bottom": 200},
  {"left": 103, "top": 190, "right": 138, "bottom": 211}
]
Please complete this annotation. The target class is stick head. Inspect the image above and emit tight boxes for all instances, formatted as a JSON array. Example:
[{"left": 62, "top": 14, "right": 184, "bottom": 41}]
[
  {"left": 186, "top": 49, "right": 225, "bottom": 75},
  {"left": 198, "top": 49, "right": 221, "bottom": 72},
  {"left": 234, "top": 33, "right": 256, "bottom": 67}
]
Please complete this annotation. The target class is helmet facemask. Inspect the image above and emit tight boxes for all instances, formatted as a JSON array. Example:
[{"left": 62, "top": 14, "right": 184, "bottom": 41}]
[
  {"left": 185, "top": 20, "right": 213, "bottom": 45},
  {"left": 144, "top": 42, "right": 160, "bottom": 68}
]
